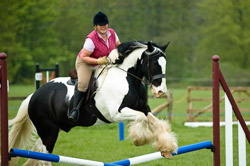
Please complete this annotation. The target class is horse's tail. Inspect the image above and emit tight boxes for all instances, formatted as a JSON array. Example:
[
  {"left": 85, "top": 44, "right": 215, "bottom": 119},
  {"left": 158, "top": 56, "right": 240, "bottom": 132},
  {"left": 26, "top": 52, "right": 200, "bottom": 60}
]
[{"left": 9, "top": 94, "right": 36, "bottom": 165}]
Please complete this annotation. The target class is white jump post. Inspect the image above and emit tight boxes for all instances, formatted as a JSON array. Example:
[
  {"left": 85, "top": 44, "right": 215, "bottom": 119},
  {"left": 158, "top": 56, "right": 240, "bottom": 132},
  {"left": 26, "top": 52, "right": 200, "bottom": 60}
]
[
  {"left": 225, "top": 94, "right": 246, "bottom": 166},
  {"left": 225, "top": 94, "right": 233, "bottom": 166},
  {"left": 238, "top": 116, "right": 246, "bottom": 166}
]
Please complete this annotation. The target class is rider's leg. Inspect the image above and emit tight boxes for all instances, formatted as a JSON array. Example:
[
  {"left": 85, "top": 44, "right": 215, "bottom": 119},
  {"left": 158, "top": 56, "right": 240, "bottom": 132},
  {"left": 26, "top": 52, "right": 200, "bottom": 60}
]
[
  {"left": 68, "top": 85, "right": 86, "bottom": 121},
  {"left": 68, "top": 56, "right": 93, "bottom": 121}
]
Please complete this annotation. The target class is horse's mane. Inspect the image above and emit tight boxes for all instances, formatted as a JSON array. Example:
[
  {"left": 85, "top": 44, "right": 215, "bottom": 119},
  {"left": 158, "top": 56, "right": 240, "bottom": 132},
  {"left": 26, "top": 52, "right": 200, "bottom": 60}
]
[
  {"left": 68, "top": 41, "right": 164, "bottom": 81},
  {"left": 115, "top": 41, "right": 146, "bottom": 64}
]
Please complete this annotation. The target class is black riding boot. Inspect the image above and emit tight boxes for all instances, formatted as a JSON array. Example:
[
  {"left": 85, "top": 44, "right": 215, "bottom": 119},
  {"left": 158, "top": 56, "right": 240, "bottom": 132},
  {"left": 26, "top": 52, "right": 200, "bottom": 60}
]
[{"left": 68, "top": 88, "right": 86, "bottom": 122}]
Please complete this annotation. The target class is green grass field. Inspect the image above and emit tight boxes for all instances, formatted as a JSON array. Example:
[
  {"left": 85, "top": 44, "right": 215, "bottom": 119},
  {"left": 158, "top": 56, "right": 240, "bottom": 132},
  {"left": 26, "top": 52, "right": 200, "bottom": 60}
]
[{"left": 4, "top": 84, "right": 250, "bottom": 165}]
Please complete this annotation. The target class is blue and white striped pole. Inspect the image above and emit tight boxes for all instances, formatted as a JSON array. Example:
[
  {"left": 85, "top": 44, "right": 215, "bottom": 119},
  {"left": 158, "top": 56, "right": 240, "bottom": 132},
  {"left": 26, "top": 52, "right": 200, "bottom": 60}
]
[
  {"left": 111, "top": 140, "right": 213, "bottom": 166},
  {"left": 9, "top": 148, "right": 120, "bottom": 166},
  {"left": 10, "top": 141, "right": 213, "bottom": 166}
]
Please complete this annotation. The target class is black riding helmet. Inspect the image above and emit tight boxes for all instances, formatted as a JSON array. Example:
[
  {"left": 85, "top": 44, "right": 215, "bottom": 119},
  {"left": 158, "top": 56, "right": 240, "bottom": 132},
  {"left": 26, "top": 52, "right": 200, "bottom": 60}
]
[{"left": 93, "top": 12, "right": 109, "bottom": 26}]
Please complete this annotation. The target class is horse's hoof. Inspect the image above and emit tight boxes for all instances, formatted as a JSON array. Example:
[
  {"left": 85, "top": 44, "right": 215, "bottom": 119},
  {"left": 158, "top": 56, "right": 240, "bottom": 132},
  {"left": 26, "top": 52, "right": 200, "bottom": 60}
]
[
  {"left": 161, "top": 152, "right": 173, "bottom": 159},
  {"left": 133, "top": 139, "right": 145, "bottom": 146}
]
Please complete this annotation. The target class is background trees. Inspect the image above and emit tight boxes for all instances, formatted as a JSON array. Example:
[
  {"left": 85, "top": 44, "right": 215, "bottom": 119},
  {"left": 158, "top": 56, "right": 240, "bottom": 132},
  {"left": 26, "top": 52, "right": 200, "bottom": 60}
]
[{"left": 1, "top": 0, "right": 250, "bottom": 85}]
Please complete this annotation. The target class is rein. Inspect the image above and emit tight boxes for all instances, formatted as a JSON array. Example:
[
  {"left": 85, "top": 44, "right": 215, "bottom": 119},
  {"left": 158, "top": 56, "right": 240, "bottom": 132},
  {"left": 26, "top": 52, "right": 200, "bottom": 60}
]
[
  {"left": 94, "top": 48, "right": 166, "bottom": 89},
  {"left": 114, "top": 51, "right": 166, "bottom": 86},
  {"left": 115, "top": 66, "right": 149, "bottom": 85}
]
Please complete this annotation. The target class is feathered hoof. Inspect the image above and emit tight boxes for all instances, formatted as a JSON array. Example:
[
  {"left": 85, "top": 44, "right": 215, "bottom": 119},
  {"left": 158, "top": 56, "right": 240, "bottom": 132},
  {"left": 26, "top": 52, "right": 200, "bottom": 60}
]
[
  {"left": 161, "top": 151, "right": 173, "bottom": 159},
  {"left": 128, "top": 120, "right": 153, "bottom": 146},
  {"left": 152, "top": 132, "right": 178, "bottom": 159},
  {"left": 132, "top": 134, "right": 153, "bottom": 146}
]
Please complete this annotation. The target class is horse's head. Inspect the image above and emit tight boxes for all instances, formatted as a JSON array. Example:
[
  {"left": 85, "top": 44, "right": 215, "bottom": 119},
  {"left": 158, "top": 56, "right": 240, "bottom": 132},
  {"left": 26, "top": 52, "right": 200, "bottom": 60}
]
[{"left": 141, "top": 41, "right": 170, "bottom": 98}]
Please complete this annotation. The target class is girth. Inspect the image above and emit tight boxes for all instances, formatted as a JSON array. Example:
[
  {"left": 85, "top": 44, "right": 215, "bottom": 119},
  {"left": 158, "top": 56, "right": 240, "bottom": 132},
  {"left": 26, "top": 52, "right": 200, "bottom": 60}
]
[{"left": 85, "top": 99, "right": 111, "bottom": 124}]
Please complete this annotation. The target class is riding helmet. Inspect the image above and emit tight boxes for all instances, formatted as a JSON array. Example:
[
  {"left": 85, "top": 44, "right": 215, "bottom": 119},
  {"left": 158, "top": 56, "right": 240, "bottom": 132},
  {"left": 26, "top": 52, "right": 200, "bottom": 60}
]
[{"left": 93, "top": 12, "right": 109, "bottom": 26}]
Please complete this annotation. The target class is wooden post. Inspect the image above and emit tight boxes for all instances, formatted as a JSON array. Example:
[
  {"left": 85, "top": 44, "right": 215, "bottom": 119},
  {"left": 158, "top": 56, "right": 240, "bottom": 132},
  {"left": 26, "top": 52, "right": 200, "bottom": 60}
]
[
  {"left": 0, "top": 53, "right": 8, "bottom": 166},
  {"left": 167, "top": 91, "right": 173, "bottom": 121},
  {"left": 212, "top": 55, "right": 220, "bottom": 166},
  {"left": 186, "top": 87, "right": 191, "bottom": 122}
]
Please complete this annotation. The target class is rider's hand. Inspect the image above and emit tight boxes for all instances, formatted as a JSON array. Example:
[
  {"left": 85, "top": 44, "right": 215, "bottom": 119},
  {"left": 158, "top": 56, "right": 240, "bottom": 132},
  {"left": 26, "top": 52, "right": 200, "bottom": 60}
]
[
  {"left": 97, "top": 56, "right": 109, "bottom": 65},
  {"left": 108, "top": 49, "right": 119, "bottom": 64}
]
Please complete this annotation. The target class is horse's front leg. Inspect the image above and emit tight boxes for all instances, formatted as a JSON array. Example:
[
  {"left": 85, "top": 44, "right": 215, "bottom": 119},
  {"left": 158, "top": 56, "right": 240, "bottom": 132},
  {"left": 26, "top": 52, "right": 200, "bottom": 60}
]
[
  {"left": 147, "top": 112, "right": 178, "bottom": 159},
  {"left": 111, "top": 107, "right": 154, "bottom": 146}
]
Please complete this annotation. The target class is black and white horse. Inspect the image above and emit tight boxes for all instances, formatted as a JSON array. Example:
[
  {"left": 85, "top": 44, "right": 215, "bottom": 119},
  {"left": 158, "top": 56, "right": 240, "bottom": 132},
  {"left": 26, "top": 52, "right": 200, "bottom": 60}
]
[{"left": 9, "top": 41, "right": 177, "bottom": 166}]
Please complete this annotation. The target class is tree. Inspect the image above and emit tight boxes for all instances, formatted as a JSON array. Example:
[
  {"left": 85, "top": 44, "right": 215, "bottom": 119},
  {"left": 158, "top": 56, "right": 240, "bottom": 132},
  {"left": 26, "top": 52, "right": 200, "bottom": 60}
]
[
  {"left": 196, "top": 0, "right": 250, "bottom": 70},
  {"left": 1, "top": 0, "right": 250, "bottom": 84}
]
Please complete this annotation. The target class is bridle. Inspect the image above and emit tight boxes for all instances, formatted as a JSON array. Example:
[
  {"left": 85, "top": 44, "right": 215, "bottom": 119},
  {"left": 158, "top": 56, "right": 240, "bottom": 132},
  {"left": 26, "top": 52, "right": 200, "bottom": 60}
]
[
  {"left": 142, "top": 47, "right": 166, "bottom": 85},
  {"left": 115, "top": 47, "right": 166, "bottom": 86}
]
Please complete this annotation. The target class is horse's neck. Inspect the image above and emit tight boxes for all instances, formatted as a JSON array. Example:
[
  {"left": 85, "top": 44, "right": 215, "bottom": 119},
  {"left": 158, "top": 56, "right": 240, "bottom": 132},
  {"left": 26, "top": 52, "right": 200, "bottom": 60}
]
[
  {"left": 119, "top": 48, "right": 146, "bottom": 70},
  {"left": 94, "top": 47, "right": 146, "bottom": 85}
]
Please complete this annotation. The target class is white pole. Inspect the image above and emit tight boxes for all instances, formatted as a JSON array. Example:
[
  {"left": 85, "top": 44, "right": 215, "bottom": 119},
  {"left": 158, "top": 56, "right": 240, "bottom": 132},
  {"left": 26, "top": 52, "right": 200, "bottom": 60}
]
[
  {"left": 238, "top": 121, "right": 246, "bottom": 166},
  {"left": 46, "top": 71, "right": 49, "bottom": 82},
  {"left": 225, "top": 94, "right": 233, "bottom": 166}
]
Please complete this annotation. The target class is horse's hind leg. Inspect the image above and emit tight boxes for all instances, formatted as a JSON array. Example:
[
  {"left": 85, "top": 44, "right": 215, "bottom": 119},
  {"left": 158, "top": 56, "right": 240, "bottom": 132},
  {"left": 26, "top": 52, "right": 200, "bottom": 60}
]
[
  {"left": 147, "top": 113, "right": 178, "bottom": 159},
  {"left": 23, "top": 125, "right": 59, "bottom": 166},
  {"left": 40, "top": 130, "right": 59, "bottom": 153},
  {"left": 23, "top": 139, "right": 52, "bottom": 166}
]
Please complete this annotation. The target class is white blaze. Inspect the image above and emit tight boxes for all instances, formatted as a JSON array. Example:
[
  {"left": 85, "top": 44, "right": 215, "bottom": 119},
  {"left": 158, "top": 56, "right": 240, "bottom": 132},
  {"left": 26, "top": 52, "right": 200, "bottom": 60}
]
[{"left": 152, "top": 57, "right": 167, "bottom": 97}]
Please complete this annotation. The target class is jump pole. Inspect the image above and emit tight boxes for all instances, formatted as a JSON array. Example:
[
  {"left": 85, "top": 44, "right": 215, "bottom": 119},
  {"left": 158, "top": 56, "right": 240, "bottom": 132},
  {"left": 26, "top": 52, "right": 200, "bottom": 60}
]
[
  {"left": 111, "top": 141, "right": 213, "bottom": 166},
  {"left": 0, "top": 53, "right": 8, "bottom": 166},
  {"left": 9, "top": 149, "right": 119, "bottom": 166},
  {"left": 10, "top": 141, "right": 213, "bottom": 166}
]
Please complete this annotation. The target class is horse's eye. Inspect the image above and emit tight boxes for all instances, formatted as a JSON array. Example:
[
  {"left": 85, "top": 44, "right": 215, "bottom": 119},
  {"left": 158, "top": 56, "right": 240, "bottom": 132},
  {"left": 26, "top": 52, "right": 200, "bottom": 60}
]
[{"left": 152, "top": 79, "right": 161, "bottom": 86}]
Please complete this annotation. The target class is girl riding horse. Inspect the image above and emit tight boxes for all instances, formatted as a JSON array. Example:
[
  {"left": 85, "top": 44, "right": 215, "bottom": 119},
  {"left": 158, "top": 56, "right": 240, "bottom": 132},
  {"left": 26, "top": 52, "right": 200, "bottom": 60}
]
[{"left": 9, "top": 41, "right": 178, "bottom": 166}]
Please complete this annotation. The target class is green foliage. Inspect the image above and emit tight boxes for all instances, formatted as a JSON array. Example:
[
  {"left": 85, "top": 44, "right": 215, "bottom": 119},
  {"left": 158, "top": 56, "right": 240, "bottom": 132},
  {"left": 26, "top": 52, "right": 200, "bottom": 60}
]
[
  {"left": 1, "top": 0, "right": 250, "bottom": 84},
  {"left": 196, "top": 0, "right": 250, "bottom": 69}
]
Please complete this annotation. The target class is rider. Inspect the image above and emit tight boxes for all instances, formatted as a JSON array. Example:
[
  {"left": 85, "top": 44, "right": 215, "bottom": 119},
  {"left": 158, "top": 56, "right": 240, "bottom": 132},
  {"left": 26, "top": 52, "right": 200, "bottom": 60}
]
[{"left": 68, "top": 11, "right": 121, "bottom": 122}]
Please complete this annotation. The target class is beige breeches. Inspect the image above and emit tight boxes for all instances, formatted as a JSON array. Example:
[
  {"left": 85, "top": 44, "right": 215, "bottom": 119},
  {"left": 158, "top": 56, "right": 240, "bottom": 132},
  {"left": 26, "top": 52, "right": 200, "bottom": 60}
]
[{"left": 75, "top": 56, "right": 94, "bottom": 92}]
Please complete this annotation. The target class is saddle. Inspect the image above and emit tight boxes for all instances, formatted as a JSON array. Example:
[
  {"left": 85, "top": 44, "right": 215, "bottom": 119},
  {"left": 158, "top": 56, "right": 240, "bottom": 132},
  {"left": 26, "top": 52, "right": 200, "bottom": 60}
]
[{"left": 67, "top": 69, "right": 110, "bottom": 123}]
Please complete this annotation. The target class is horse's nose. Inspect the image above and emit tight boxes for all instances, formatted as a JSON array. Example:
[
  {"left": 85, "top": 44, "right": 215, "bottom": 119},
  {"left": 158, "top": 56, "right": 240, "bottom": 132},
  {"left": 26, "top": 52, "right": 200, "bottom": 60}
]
[
  {"left": 152, "top": 84, "right": 167, "bottom": 98},
  {"left": 156, "top": 90, "right": 165, "bottom": 98}
]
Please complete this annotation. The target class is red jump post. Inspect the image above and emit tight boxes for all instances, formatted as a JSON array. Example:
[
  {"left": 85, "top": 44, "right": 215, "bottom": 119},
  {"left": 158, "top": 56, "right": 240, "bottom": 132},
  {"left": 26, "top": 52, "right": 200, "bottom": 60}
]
[
  {"left": 212, "top": 55, "right": 250, "bottom": 166},
  {"left": 0, "top": 53, "right": 8, "bottom": 166},
  {"left": 212, "top": 55, "right": 220, "bottom": 166}
]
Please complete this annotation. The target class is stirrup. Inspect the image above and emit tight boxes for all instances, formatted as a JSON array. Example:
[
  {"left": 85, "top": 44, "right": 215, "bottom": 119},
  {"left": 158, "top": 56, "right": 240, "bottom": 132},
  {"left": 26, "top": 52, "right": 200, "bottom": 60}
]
[{"left": 68, "top": 108, "right": 79, "bottom": 122}]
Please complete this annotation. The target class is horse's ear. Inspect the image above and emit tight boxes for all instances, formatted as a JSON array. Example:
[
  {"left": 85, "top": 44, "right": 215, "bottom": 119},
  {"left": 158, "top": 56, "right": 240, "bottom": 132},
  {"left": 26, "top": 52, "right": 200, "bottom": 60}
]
[
  {"left": 161, "top": 41, "right": 170, "bottom": 52},
  {"left": 147, "top": 41, "right": 154, "bottom": 52}
]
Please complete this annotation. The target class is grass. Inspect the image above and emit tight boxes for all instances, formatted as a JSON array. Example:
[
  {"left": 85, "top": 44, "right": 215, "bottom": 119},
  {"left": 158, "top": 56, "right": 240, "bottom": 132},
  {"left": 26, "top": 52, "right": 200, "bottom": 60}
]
[{"left": 3, "top": 84, "right": 250, "bottom": 165}]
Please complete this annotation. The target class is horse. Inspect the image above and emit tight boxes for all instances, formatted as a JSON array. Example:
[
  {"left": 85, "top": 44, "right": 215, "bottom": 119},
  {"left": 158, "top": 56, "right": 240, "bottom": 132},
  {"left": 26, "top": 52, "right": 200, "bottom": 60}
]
[{"left": 8, "top": 41, "right": 178, "bottom": 166}]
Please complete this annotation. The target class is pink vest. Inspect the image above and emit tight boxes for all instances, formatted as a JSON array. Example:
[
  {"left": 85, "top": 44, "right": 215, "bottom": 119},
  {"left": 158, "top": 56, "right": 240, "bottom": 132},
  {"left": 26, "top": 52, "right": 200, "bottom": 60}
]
[{"left": 87, "top": 28, "right": 116, "bottom": 59}]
